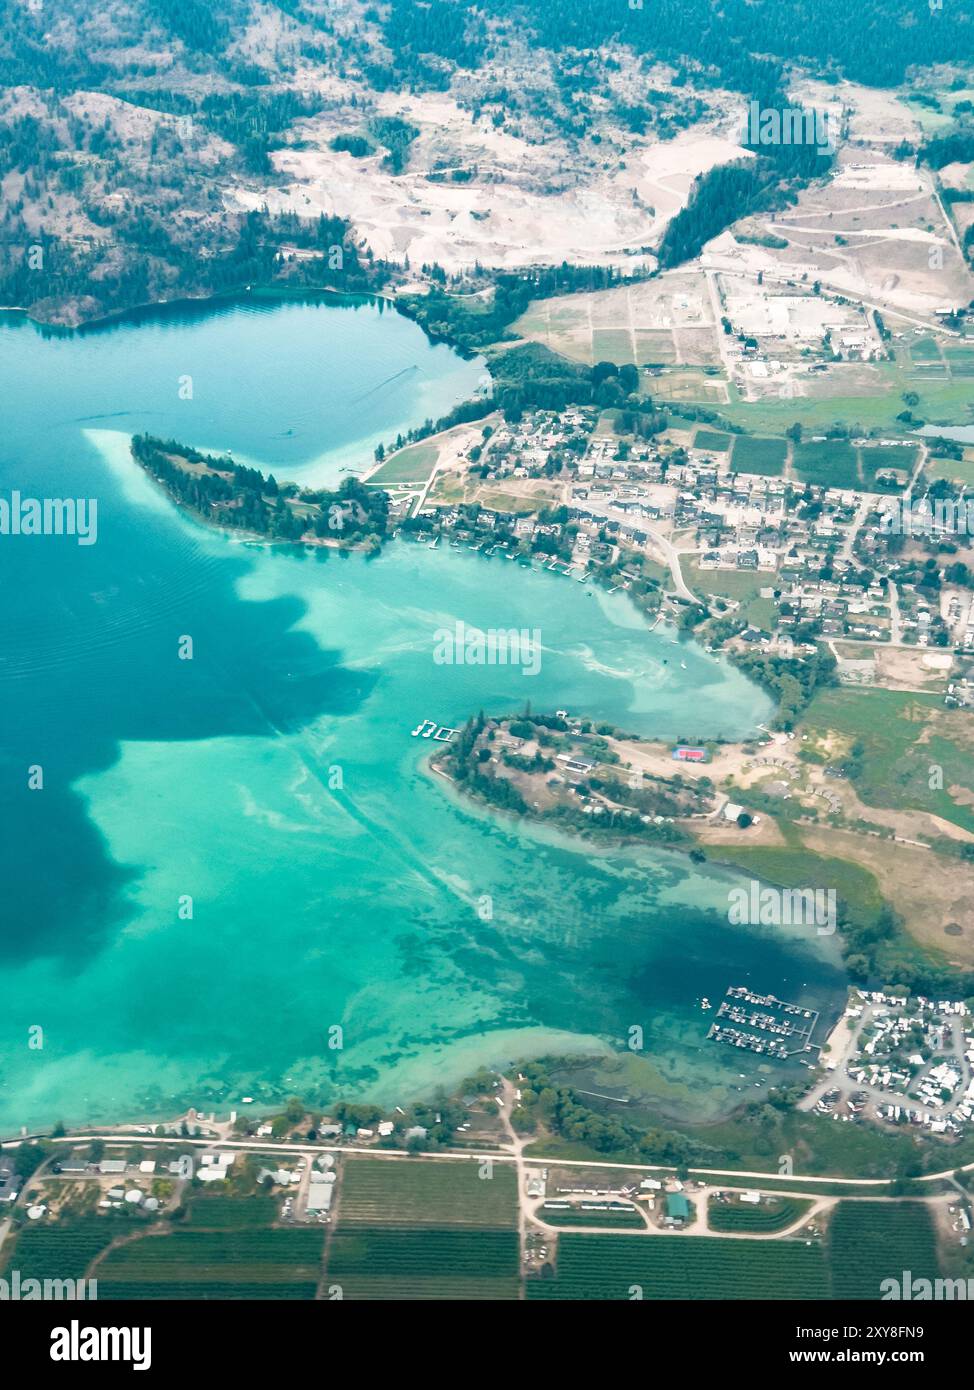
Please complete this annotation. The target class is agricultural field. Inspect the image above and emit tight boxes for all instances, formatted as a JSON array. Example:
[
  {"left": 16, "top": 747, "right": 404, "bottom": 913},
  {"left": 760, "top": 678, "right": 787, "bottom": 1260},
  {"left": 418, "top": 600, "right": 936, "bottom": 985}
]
[
  {"left": 860, "top": 443, "right": 917, "bottom": 484},
  {"left": 945, "top": 347, "right": 974, "bottom": 379},
  {"left": 693, "top": 428, "right": 732, "bottom": 453},
  {"left": 0, "top": 1216, "right": 118, "bottom": 1284},
  {"left": 512, "top": 274, "right": 718, "bottom": 369},
  {"left": 793, "top": 439, "right": 860, "bottom": 488},
  {"left": 538, "top": 1204, "right": 646, "bottom": 1229},
  {"left": 528, "top": 1232, "right": 829, "bottom": 1299},
  {"left": 326, "top": 1226, "right": 519, "bottom": 1299},
  {"left": 827, "top": 1202, "right": 941, "bottom": 1300},
  {"left": 185, "top": 1192, "right": 279, "bottom": 1227},
  {"left": 95, "top": 1227, "right": 324, "bottom": 1300},
  {"left": 730, "top": 434, "right": 788, "bottom": 475},
  {"left": 326, "top": 1158, "right": 519, "bottom": 1299},
  {"left": 708, "top": 1197, "right": 812, "bottom": 1234},
  {"left": 337, "top": 1157, "right": 517, "bottom": 1227}
]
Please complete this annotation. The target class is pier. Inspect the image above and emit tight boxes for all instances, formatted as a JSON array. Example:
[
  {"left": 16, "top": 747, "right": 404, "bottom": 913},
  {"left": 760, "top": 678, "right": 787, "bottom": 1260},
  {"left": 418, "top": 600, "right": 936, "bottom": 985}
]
[{"left": 410, "top": 719, "right": 460, "bottom": 741}]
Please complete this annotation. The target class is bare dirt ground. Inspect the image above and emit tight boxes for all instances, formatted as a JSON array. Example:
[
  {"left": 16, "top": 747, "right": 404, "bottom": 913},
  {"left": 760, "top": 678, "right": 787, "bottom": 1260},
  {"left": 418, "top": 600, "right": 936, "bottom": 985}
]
[
  {"left": 705, "top": 144, "right": 973, "bottom": 321},
  {"left": 226, "top": 87, "right": 750, "bottom": 274},
  {"left": 833, "top": 641, "right": 954, "bottom": 693}
]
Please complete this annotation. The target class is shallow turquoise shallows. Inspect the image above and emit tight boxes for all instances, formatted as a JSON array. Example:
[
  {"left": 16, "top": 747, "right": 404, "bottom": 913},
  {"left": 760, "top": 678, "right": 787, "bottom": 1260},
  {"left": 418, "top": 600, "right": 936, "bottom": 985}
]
[{"left": 0, "top": 295, "right": 846, "bottom": 1133}]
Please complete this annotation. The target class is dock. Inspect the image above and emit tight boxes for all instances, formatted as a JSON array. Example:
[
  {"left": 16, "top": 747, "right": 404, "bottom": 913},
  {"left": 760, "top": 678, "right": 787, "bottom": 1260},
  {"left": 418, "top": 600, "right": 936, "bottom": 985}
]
[{"left": 411, "top": 719, "right": 460, "bottom": 741}]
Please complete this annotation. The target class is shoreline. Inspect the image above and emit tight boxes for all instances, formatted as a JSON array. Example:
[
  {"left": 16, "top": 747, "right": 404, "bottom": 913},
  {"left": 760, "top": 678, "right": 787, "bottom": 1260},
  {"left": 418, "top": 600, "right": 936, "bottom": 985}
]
[{"left": 0, "top": 283, "right": 404, "bottom": 338}]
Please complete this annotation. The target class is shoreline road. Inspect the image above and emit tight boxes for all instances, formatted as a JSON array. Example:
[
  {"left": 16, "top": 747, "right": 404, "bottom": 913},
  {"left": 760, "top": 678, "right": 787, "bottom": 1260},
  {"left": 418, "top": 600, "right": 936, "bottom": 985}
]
[{"left": 577, "top": 497, "right": 696, "bottom": 602}]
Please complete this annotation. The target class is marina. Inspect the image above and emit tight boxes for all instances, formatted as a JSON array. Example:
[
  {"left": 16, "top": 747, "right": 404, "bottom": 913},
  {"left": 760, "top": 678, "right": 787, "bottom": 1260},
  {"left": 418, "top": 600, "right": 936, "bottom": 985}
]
[{"left": 707, "top": 985, "right": 820, "bottom": 1060}]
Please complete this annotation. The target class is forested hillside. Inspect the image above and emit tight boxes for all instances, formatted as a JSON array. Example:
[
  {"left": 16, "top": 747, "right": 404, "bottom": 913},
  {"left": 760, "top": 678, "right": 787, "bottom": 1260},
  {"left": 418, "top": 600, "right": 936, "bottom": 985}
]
[{"left": 0, "top": 0, "right": 970, "bottom": 325}]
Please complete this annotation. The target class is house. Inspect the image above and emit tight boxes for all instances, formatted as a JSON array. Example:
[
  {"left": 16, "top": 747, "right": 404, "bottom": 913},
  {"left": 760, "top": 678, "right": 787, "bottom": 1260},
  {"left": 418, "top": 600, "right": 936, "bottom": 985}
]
[
  {"left": 98, "top": 1159, "right": 127, "bottom": 1175},
  {"left": 55, "top": 1159, "right": 90, "bottom": 1175},
  {"left": 0, "top": 1159, "right": 21, "bottom": 1204}
]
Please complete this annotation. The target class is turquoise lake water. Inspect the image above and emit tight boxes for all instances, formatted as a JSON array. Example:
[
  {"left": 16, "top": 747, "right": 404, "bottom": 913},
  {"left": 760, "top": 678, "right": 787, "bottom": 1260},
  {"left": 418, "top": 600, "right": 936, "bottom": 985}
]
[{"left": 0, "top": 295, "right": 847, "bottom": 1133}]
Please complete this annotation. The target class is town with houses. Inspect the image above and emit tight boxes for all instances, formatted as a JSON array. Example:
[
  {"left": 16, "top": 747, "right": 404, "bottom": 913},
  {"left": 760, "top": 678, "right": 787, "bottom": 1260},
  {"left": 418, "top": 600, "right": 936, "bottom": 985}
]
[
  {"left": 379, "top": 387, "right": 974, "bottom": 710},
  {"left": 804, "top": 990, "right": 974, "bottom": 1153}
]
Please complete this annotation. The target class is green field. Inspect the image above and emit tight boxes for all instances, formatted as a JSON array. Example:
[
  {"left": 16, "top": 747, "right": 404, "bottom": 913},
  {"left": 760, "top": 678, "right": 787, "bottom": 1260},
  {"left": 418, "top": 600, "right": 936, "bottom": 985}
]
[
  {"left": 708, "top": 1197, "right": 812, "bottom": 1234},
  {"left": 828, "top": 1202, "right": 941, "bottom": 1300},
  {"left": 946, "top": 347, "right": 974, "bottom": 378},
  {"left": 685, "top": 563, "right": 767, "bottom": 603},
  {"left": 793, "top": 439, "right": 860, "bottom": 488},
  {"left": 730, "top": 434, "right": 788, "bottom": 475},
  {"left": 860, "top": 444, "right": 917, "bottom": 483},
  {"left": 96, "top": 1228, "right": 324, "bottom": 1299},
  {"left": 694, "top": 428, "right": 732, "bottom": 452},
  {"left": 528, "top": 1232, "right": 829, "bottom": 1299},
  {"left": 719, "top": 361, "right": 974, "bottom": 434},
  {"left": 0, "top": 1217, "right": 117, "bottom": 1284},
  {"left": 927, "top": 454, "right": 974, "bottom": 485},
  {"left": 593, "top": 328, "right": 639, "bottom": 365},
  {"left": 539, "top": 1204, "right": 646, "bottom": 1229},
  {"left": 338, "top": 1157, "right": 517, "bottom": 1227},
  {"left": 327, "top": 1226, "right": 519, "bottom": 1299},
  {"left": 804, "top": 687, "right": 974, "bottom": 834},
  {"left": 369, "top": 440, "right": 439, "bottom": 485},
  {"left": 329, "top": 1158, "right": 519, "bottom": 1299},
  {"left": 910, "top": 337, "right": 942, "bottom": 363},
  {"left": 706, "top": 814, "right": 884, "bottom": 933},
  {"left": 186, "top": 1192, "right": 278, "bottom": 1227}
]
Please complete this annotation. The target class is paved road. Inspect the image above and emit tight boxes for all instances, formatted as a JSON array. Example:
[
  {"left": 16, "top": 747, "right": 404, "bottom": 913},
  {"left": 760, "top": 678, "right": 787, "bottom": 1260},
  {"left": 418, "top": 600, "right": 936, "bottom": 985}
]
[
  {"left": 17, "top": 1130, "right": 963, "bottom": 1188},
  {"left": 575, "top": 497, "right": 696, "bottom": 601}
]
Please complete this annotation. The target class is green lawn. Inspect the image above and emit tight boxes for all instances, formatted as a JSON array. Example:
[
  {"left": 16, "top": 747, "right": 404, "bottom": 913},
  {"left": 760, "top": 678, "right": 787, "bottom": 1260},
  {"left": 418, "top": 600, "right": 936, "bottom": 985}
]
[{"left": 370, "top": 441, "right": 439, "bottom": 485}]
